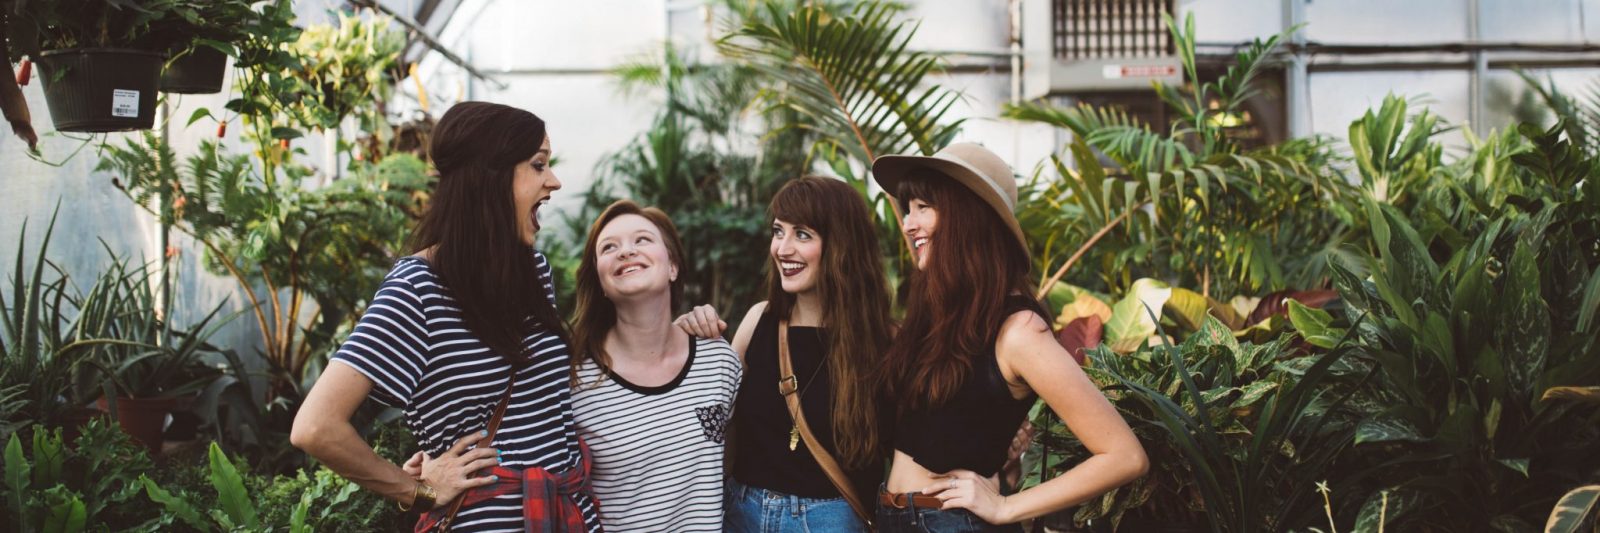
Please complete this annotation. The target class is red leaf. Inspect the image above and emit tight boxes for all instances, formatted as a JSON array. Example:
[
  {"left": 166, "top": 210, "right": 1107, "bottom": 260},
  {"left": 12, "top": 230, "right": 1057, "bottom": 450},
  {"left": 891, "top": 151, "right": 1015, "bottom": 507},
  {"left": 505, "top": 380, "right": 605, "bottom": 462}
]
[
  {"left": 1057, "top": 315, "right": 1104, "bottom": 366},
  {"left": 1246, "top": 289, "right": 1340, "bottom": 325}
]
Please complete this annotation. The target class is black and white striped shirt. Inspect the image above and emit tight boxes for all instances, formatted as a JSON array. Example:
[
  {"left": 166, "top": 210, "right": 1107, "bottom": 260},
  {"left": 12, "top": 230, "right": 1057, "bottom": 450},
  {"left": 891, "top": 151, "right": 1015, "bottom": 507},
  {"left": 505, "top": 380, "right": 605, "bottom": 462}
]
[
  {"left": 572, "top": 336, "right": 741, "bottom": 532},
  {"left": 332, "top": 253, "right": 602, "bottom": 532}
]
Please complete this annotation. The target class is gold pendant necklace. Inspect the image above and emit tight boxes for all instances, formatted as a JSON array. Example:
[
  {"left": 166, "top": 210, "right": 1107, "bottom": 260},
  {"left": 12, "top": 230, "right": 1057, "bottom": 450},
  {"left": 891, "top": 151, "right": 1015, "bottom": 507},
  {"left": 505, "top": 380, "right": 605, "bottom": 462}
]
[{"left": 789, "top": 424, "right": 801, "bottom": 451}]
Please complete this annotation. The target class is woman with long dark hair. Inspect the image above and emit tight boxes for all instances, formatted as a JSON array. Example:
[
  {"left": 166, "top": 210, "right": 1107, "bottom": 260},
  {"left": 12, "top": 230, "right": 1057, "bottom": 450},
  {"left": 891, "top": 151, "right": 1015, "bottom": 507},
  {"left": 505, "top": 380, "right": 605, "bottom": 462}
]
[
  {"left": 567, "top": 200, "right": 741, "bottom": 531},
  {"left": 870, "top": 143, "right": 1146, "bottom": 532},
  {"left": 292, "top": 101, "right": 602, "bottom": 532},
  {"left": 678, "top": 176, "right": 895, "bottom": 532}
]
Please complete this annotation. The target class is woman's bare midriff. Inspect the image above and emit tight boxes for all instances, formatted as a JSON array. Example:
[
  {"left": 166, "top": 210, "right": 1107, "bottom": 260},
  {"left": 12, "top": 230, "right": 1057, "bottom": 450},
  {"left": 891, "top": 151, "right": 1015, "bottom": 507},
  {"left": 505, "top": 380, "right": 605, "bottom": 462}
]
[{"left": 886, "top": 450, "right": 999, "bottom": 494}]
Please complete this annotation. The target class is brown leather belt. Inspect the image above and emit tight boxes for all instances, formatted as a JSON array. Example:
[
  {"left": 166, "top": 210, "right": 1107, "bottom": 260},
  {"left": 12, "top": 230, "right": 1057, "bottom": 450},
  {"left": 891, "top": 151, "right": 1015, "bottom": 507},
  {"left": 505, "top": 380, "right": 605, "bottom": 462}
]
[{"left": 878, "top": 491, "right": 944, "bottom": 509}]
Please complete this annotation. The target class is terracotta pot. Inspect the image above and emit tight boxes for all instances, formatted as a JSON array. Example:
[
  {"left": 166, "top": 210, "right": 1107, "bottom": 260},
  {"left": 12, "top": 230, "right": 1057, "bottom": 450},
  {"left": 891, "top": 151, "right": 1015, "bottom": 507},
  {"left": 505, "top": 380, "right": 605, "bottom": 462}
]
[{"left": 96, "top": 396, "right": 179, "bottom": 454}]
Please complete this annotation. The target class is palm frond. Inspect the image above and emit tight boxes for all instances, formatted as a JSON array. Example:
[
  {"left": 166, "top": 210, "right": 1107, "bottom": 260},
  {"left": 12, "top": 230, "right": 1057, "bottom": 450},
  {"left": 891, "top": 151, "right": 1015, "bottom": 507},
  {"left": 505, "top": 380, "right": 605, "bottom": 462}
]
[{"left": 718, "top": 1, "right": 964, "bottom": 164}]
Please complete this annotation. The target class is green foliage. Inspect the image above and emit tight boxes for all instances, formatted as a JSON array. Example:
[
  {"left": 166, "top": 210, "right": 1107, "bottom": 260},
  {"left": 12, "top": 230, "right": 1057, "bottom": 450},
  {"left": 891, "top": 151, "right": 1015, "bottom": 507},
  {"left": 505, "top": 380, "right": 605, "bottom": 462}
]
[
  {"left": 0, "top": 421, "right": 162, "bottom": 531},
  {"left": 1005, "top": 13, "right": 1352, "bottom": 297},
  {"left": 1030, "top": 315, "right": 1366, "bottom": 531},
  {"left": 1544, "top": 485, "right": 1600, "bottom": 533},
  {"left": 60, "top": 250, "right": 233, "bottom": 400},
  {"left": 1325, "top": 123, "right": 1600, "bottom": 531},
  {"left": 100, "top": 133, "right": 430, "bottom": 405}
]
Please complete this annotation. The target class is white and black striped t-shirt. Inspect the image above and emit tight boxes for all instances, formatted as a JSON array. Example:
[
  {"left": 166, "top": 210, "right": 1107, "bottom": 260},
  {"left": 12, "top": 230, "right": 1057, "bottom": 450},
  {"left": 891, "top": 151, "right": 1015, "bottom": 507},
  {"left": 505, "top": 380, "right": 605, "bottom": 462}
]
[
  {"left": 572, "top": 336, "right": 741, "bottom": 532},
  {"left": 332, "top": 253, "right": 602, "bottom": 532}
]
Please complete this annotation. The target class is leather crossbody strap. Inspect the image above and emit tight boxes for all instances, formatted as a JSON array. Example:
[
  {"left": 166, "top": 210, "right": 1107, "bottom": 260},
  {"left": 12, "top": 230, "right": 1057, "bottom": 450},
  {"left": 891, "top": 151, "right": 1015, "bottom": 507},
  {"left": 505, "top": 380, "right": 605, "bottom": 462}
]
[
  {"left": 436, "top": 366, "right": 517, "bottom": 531},
  {"left": 778, "top": 321, "right": 874, "bottom": 529}
]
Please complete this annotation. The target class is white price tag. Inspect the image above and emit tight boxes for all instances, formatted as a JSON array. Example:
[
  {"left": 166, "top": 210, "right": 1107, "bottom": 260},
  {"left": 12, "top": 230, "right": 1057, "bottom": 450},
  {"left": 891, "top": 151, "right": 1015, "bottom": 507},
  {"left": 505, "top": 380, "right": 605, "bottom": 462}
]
[{"left": 112, "top": 89, "right": 139, "bottom": 118}]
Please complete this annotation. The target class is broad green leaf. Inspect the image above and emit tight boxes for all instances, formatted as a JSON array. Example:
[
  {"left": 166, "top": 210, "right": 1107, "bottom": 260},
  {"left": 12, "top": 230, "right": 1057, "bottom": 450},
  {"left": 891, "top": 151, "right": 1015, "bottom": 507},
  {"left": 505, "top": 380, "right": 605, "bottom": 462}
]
[
  {"left": 1500, "top": 239, "right": 1551, "bottom": 399},
  {"left": 1229, "top": 295, "right": 1261, "bottom": 322},
  {"left": 1544, "top": 485, "right": 1600, "bottom": 533},
  {"left": 1165, "top": 287, "right": 1209, "bottom": 331},
  {"left": 1057, "top": 291, "right": 1111, "bottom": 327},
  {"left": 208, "top": 443, "right": 258, "bottom": 528},
  {"left": 186, "top": 108, "right": 214, "bottom": 127},
  {"left": 140, "top": 475, "right": 207, "bottom": 529},
  {"left": 1287, "top": 299, "right": 1342, "bottom": 348},
  {"left": 1542, "top": 386, "right": 1600, "bottom": 403},
  {"left": 1353, "top": 489, "right": 1415, "bottom": 533},
  {"left": 42, "top": 494, "right": 85, "bottom": 533},
  {"left": 1355, "top": 416, "right": 1426, "bottom": 445},
  {"left": 1497, "top": 458, "right": 1531, "bottom": 478},
  {"left": 30, "top": 428, "right": 62, "bottom": 488},
  {"left": 1578, "top": 266, "right": 1600, "bottom": 333},
  {"left": 1230, "top": 380, "right": 1278, "bottom": 410},
  {"left": 1106, "top": 278, "right": 1172, "bottom": 352},
  {"left": 5, "top": 434, "right": 30, "bottom": 524}
]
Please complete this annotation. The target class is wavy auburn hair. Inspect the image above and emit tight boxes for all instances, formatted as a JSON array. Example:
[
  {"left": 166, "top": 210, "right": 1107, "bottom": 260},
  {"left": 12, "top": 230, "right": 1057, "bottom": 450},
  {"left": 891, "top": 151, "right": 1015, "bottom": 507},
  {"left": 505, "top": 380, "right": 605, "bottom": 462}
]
[
  {"left": 408, "top": 101, "right": 564, "bottom": 366},
  {"left": 570, "top": 200, "right": 688, "bottom": 386},
  {"left": 880, "top": 173, "right": 1040, "bottom": 413},
  {"left": 765, "top": 176, "right": 894, "bottom": 468}
]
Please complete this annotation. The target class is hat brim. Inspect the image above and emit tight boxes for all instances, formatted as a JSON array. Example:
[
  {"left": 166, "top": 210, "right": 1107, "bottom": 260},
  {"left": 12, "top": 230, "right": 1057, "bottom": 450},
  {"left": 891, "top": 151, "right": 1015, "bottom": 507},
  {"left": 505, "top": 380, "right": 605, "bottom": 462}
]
[{"left": 871, "top": 153, "right": 1029, "bottom": 255}]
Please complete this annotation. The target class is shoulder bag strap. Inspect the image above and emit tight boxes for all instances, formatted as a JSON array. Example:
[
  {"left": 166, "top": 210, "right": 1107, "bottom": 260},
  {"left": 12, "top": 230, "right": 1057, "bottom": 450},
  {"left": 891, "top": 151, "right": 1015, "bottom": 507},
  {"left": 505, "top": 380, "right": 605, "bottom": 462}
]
[
  {"left": 436, "top": 365, "right": 517, "bottom": 531},
  {"left": 778, "top": 320, "right": 874, "bottom": 529}
]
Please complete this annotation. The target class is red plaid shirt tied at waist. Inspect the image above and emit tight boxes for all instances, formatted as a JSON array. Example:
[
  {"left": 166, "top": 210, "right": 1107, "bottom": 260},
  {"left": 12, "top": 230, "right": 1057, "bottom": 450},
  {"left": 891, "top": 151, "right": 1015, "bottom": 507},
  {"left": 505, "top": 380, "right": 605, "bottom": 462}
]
[{"left": 416, "top": 440, "right": 599, "bottom": 532}]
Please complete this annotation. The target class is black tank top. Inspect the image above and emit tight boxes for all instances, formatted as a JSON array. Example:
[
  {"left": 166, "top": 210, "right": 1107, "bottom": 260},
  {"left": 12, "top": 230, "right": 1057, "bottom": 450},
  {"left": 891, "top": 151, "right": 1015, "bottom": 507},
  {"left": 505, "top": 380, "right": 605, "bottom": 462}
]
[
  {"left": 731, "top": 309, "right": 881, "bottom": 499},
  {"left": 892, "top": 295, "right": 1045, "bottom": 477}
]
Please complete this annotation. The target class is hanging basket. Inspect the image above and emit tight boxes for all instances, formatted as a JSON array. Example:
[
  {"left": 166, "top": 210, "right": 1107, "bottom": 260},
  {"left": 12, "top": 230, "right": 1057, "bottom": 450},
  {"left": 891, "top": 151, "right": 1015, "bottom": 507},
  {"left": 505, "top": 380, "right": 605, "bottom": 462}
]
[
  {"left": 35, "top": 48, "right": 165, "bottom": 132},
  {"left": 160, "top": 46, "right": 227, "bottom": 94}
]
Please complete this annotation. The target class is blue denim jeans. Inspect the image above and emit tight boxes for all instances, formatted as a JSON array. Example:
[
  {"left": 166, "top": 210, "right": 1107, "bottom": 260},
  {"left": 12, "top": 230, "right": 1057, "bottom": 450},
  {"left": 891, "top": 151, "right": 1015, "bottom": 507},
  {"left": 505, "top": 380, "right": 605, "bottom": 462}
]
[
  {"left": 725, "top": 478, "right": 870, "bottom": 533},
  {"left": 874, "top": 487, "right": 1023, "bottom": 533}
]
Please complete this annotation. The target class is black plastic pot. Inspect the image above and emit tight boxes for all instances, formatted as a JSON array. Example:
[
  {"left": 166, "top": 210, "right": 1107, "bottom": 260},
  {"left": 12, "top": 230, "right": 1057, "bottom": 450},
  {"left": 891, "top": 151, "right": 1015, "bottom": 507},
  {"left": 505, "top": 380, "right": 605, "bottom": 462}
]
[
  {"left": 160, "top": 46, "right": 227, "bottom": 94},
  {"left": 35, "top": 48, "right": 165, "bottom": 132}
]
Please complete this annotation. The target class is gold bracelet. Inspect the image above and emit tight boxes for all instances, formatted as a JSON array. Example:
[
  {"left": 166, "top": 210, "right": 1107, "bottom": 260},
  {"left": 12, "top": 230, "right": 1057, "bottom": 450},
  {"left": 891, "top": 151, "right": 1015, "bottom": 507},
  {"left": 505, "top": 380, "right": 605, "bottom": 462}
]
[
  {"left": 414, "top": 482, "right": 438, "bottom": 511},
  {"left": 397, "top": 482, "right": 437, "bottom": 512}
]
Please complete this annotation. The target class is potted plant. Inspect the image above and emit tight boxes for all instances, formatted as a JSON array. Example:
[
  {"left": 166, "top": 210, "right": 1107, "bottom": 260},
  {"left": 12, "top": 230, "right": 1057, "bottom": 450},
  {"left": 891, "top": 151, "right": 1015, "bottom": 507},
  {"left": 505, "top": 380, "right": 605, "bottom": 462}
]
[
  {"left": 0, "top": 213, "right": 110, "bottom": 441},
  {"left": 61, "top": 256, "right": 231, "bottom": 454},
  {"left": 151, "top": 0, "right": 255, "bottom": 94},
  {"left": 4, "top": 0, "right": 186, "bottom": 131}
]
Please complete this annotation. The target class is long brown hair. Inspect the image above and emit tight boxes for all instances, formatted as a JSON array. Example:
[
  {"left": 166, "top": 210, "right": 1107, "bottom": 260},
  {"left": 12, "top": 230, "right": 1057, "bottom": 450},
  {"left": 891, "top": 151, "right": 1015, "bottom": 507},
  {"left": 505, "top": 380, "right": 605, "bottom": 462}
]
[
  {"left": 881, "top": 173, "right": 1037, "bottom": 413},
  {"left": 765, "top": 176, "right": 894, "bottom": 469},
  {"left": 408, "top": 101, "right": 564, "bottom": 366},
  {"left": 571, "top": 200, "right": 688, "bottom": 385}
]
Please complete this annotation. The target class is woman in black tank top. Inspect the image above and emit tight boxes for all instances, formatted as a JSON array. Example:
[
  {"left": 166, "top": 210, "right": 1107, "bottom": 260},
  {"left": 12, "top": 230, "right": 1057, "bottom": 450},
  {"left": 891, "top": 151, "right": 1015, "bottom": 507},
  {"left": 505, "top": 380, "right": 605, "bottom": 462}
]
[
  {"left": 679, "top": 177, "right": 894, "bottom": 532},
  {"left": 869, "top": 144, "right": 1147, "bottom": 532}
]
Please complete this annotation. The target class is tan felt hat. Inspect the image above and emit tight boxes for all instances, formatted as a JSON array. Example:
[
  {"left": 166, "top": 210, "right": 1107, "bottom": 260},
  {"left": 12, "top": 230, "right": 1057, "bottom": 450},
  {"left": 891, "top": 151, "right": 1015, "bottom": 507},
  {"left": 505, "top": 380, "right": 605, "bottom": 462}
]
[{"left": 871, "top": 142, "right": 1027, "bottom": 254}]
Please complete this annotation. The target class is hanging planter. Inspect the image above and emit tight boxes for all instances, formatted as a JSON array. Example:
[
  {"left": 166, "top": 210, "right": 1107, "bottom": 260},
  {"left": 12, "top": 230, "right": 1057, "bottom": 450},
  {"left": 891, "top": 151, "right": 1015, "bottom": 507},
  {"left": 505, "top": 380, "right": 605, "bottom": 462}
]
[
  {"left": 160, "top": 46, "right": 227, "bottom": 94},
  {"left": 34, "top": 48, "right": 164, "bottom": 132}
]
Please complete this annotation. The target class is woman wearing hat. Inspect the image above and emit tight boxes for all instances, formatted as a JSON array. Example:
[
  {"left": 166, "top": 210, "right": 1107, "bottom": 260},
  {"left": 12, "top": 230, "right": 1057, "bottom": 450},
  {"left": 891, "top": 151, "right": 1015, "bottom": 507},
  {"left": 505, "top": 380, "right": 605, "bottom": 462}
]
[{"left": 871, "top": 143, "right": 1147, "bottom": 531}]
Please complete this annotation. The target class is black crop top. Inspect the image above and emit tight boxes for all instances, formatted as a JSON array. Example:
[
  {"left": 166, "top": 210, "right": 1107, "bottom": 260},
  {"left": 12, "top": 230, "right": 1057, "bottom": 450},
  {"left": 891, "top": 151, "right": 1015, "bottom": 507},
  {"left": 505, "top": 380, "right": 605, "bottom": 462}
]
[
  {"left": 731, "top": 309, "right": 881, "bottom": 499},
  {"left": 892, "top": 295, "right": 1046, "bottom": 477}
]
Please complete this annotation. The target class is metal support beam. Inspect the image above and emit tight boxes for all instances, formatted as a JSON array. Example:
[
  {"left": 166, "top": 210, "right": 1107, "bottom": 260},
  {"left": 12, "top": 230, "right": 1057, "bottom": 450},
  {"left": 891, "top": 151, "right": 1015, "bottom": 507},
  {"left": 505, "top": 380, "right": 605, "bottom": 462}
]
[
  {"left": 347, "top": 0, "right": 507, "bottom": 90},
  {"left": 1284, "top": 0, "right": 1311, "bottom": 139}
]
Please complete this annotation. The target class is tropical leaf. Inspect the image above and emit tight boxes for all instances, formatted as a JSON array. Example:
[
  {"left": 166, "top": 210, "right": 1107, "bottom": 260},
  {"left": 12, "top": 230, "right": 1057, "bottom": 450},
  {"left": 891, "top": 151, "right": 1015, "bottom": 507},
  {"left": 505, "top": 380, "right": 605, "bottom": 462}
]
[
  {"left": 1105, "top": 279, "right": 1172, "bottom": 352},
  {"left": 139, "top": 475, "right": 208, "bottom": 529},
  {"left": 1287, "top": 299, "right": 1343, "bottom": 349},
  {"left": 1544, "top": 485, "right": 1600, "bottom": 533},
  {"left": 1355, "top": 415, "right": 1426, "bottom": 445},
  {"left": 207, "top": 443, "right": 258, "bottom": 528},
  {"left": 719, "top": 1, "right": 964, "bottom": 164},
  {"left": 1542, "top": 386, "right": 1600, "bottom": 404},
  {"left": 1164, "top": 288, "right": 1209, "bottom": 331},
  {"left": 1058, "top": 291, "right": 1112, "bottom": 327}
]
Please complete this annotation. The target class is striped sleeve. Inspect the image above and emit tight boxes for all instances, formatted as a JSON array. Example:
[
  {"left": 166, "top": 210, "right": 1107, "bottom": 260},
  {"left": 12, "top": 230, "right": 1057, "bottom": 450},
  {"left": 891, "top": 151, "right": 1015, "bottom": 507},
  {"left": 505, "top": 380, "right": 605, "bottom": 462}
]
[
  {"left": 332, "top": 273, "right": 430, "bottom": 408},
  {"left": 534, "top": 249, "right": 557, "bottom": 309}
]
